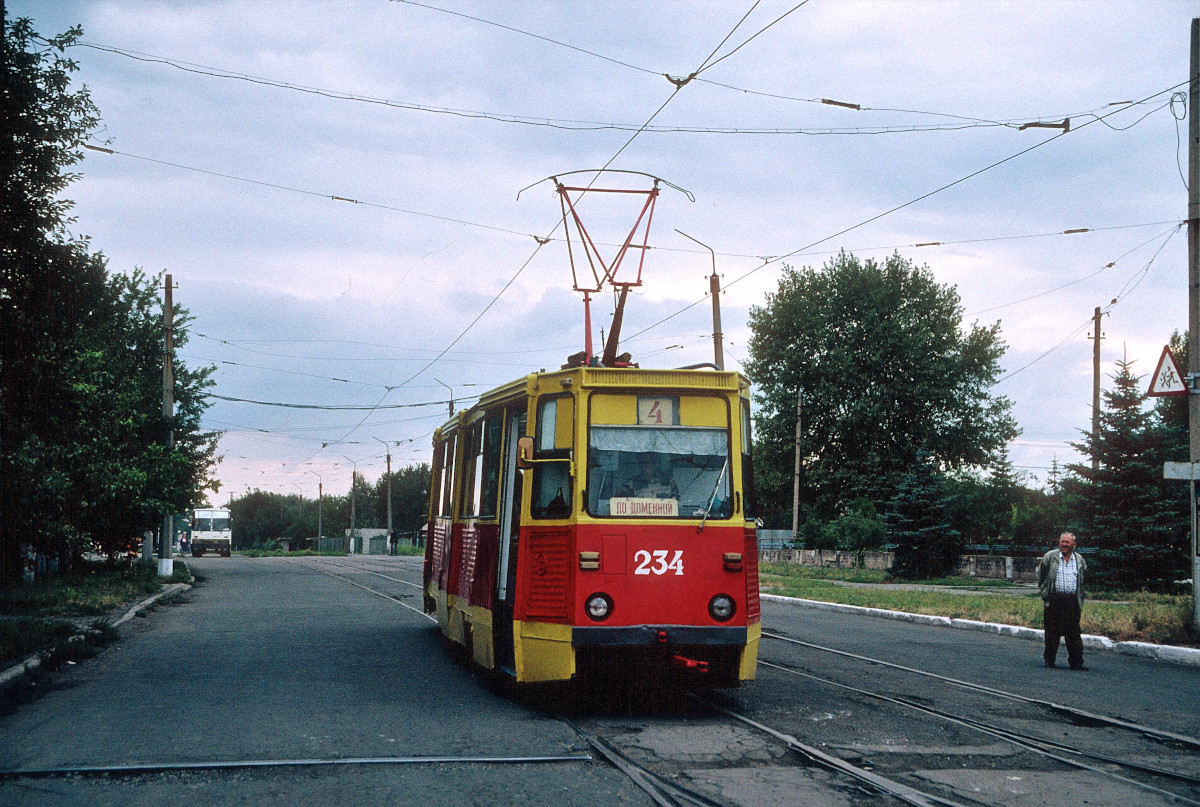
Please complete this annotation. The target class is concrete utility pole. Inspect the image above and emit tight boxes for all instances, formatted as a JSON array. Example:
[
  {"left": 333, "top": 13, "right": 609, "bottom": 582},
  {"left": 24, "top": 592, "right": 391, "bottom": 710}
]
[
  {"left": 1090, "top": 306, "right": 1104, "bottom": 471},
  {"left": 344, "top": 456, "right": 357, "bottom": 549},
  {"left": 306, "top": 470, "right": 323, "bottom": 545},
  {"left": 159, "top": 275, "right": 175, "bottom": 577},
  {"left": 791, "top": 388, "right": 803, "bottom": 542},
  {"left": 1188, "top": 17, "right": 1200, "bottom": 630},
  {"left": 375, "top": 438, "right": 393, "bottom": 553}
]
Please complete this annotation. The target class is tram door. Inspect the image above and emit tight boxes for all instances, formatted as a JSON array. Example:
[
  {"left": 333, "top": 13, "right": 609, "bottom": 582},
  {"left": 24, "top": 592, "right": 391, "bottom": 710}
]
[{"left": 494, "top": 409, "right": 526, "bottom": 671}]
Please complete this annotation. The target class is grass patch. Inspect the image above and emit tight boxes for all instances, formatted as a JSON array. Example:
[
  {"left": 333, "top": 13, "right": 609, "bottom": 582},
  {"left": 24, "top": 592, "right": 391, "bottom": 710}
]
[
  {"left": 907, "top": 576, "right": 1019, "bottom": 588},
  {"left": 1, "top": 560, "right": 163, "bottom": 617},
  {"left": 0, "top": 618, "right": 77, "bottom": 663},
  {"left": 760, "top": 562, "right": 1199, "bottom": 647}
]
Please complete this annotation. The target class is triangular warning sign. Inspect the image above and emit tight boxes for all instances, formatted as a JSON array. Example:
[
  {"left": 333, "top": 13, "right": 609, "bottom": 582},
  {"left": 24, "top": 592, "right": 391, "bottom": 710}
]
[{"left": 1148, "top": 346, "right": 1187, "bottom": 397}]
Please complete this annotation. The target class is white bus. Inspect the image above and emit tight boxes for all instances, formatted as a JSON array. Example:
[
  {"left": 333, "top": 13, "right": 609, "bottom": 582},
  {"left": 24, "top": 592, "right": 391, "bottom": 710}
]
[{"left": 191, "top": 507, "right": 232, "bottom": 557}]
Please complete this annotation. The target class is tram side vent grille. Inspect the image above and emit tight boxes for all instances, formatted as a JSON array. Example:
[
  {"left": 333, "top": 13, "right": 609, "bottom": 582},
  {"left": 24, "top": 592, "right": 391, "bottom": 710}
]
[{"left": 524, "top": 528, "right": 571, "bottom": 620}]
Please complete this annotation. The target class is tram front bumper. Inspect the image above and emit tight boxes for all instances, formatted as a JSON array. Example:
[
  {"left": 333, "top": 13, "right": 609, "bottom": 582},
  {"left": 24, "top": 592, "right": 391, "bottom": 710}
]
[{"left": 572, "top": 624, "right": 747, "bottom": 647}]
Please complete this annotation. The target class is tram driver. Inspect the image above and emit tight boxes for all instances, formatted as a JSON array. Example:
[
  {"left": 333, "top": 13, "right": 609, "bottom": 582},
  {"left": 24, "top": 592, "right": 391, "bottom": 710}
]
[{"left": 619, "top": 453, "right": 679, "bottom": 499}]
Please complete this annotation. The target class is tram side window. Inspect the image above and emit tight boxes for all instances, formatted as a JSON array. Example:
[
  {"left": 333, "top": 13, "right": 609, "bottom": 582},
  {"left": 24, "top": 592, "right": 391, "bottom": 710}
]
[
  {"left": 741, "top": 401, "right": 756, "bottom": 520},
  {"left": 460, "top": 423, "right": 484, "bottom": 518},
  {"left": 429, "top": 441, "right": 445, "bottom": 517},
  {"left": 439, "top": 435, "right": 456, "bottom": 518},
  {"left": 531, "top": 396, "right": 573, "bottom": 519},
  {"left": 479, "top": 413, "right": 503, "bottom": 519}
]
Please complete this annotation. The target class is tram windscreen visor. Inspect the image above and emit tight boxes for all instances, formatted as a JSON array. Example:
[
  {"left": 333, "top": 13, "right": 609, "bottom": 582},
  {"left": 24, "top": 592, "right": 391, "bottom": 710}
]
[{"left": 587, "top": 426, "right": 730, "bottom": 518}]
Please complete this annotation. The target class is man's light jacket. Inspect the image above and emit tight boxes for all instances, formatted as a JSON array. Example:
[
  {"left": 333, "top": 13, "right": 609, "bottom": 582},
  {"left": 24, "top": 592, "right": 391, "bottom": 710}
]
[{"left": 1037, "top": 549, "right": 1087, "bottom": 607}]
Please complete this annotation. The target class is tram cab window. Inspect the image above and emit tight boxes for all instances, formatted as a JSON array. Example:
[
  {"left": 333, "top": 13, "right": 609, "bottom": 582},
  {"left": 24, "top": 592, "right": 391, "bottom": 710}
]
[
  {"left": 587, "top": 394, "right": 731, "bottom": 520},
  {"left": 530, "top": 396, "right": 573, "bottom": 519},
  {"left": 588, "top": 427, "right": 730, "bottom": 519}
]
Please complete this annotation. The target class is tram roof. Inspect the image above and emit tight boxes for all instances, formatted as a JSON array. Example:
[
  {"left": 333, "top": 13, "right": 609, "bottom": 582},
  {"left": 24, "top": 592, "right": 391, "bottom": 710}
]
[{"left": 433, "top": 366, "right": 748, "bottom": 437}]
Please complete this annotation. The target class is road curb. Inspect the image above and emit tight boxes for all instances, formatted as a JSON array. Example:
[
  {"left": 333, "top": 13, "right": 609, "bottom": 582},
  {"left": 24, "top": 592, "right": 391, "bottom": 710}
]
[
  {"left": 0, "top": 582, "right": 191, "bottom": 691},
  {"left": 761, "top": 593, "right": 1200, "bottom": 668}
]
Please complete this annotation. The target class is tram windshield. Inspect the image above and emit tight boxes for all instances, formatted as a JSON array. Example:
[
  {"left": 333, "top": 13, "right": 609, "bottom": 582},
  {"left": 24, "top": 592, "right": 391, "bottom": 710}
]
[{"left": 587, "top": 426, "right": 730, "bottom": 519}]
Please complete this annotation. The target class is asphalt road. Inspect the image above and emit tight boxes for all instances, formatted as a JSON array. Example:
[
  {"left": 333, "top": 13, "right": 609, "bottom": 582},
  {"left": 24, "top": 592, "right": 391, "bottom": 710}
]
[
  {"left": 1, "top": 555, "right": 1197, "bottom": 807},
  {"left": 0, "top": 556, "right": 652, "bottom": 807}
]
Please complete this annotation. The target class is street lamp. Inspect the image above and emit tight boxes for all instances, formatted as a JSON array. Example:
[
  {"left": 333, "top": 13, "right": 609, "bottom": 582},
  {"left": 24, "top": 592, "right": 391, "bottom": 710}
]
[
  {"left": 434, "top": 378, "right": 454, "bottom": 416},
  {"left": 676, "top": 229, "right": 723, "bottom": 371}
]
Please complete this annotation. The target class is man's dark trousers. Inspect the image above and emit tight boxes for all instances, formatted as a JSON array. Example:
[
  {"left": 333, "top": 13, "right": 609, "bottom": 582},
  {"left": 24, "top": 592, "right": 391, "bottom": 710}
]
[{"left": 1044, "top": 592, "right": 1083, "bottom": 668}]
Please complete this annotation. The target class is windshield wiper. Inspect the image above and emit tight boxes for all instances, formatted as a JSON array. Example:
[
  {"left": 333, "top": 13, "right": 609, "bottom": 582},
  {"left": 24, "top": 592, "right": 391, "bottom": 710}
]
[{"left": 697, "top": 457, "right": 729, "bottom": 534}]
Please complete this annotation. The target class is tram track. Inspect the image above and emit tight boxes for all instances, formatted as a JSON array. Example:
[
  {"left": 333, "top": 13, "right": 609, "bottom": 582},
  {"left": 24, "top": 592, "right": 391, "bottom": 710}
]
[
  {"left": 750, "top": 658, "right": 1200, "bottom": 803},
  {"left": 760, "top": 630, "right": 1200, "bottom": 751},
  {"left": 293, "top": 558, "right": 1200, "bottom": 807}
]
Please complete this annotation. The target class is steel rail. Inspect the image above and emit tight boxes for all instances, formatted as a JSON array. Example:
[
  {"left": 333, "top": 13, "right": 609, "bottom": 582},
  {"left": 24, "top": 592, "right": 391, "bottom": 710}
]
[
  {"left": 0, "top": 754, "right": 592, "bottom": 781},
  {"left": 762, "top": 630, "right": 1200, "bottom": 750},
  {"left": 284, "top": 559, "right": 435, "bottom": 622},
  {"left": 562, "top": 718, "right": 731, "bottom": 807},
  {"left": 692, "top": 695, "right": 970, "bottom": 807},
  {"left": 318, "top": 558, "right": 425, "bottom": 590},
  {"left": 758, "top": 658, "right": 1200, "bottom": 805}
]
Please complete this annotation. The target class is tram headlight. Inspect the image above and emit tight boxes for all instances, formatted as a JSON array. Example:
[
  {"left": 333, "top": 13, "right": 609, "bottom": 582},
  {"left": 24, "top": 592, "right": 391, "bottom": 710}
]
[
  {"left": 708, "top": 594, "right": 736, "bottom": 622},
  {"left": 585, "top": 593, "right": 613, "bottom": 622}
]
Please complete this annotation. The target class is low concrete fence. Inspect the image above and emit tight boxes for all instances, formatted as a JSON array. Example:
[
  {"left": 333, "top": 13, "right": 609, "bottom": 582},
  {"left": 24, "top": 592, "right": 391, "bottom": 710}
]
[
  {"left": 759, "top": 548, "right": 894, "bottom": 570},
  {"left": 759, "top": 548, "right": 1040, "bottom": 583},
  {"left": 954, "top": 554, "right": 1039, "bottom": 583}
]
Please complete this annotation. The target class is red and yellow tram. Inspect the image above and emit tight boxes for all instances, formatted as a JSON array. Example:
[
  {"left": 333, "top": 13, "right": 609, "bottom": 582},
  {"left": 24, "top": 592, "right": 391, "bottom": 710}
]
[{"left": 423, "top": 365, "right": 760, "bottom": 688}]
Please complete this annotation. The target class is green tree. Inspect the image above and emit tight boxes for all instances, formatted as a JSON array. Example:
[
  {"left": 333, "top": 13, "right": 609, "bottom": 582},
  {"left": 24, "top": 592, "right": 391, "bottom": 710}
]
[
  {"left": 2, "top": 19, "right": 106, "bottom": 581},
  {"left": 1065, "top": 359, "right": 1187, "bottom": 590},
  {"left": 2, "top": 19, "right": 217, "bottom": 579},
  {"left": 887, "top": 453, "right": 960, "bottom": 578},
  {"left": 822, "top": 499, "right": 887, "bottom": 553},
  {"left": 744, "top": 251, "right": 1017, "bottom": 521},
  {"left": 70, "top": 269, "right": 219, "bottom": 558}
]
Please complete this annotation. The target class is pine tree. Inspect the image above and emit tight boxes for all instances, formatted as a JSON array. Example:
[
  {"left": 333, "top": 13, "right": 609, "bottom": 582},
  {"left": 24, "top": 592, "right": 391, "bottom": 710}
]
[
  {"left": 887, "top": 453, "right": 961, "bottom": 579},
  {"left": 1066, "top": 359, "right": 1187, "bottom": 590}
]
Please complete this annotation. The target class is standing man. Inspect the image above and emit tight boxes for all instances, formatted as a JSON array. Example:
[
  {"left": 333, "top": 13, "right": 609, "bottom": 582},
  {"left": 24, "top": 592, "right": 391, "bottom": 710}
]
[{"left": 1038, "top": 531, "right": 1088, "bottom": 670}]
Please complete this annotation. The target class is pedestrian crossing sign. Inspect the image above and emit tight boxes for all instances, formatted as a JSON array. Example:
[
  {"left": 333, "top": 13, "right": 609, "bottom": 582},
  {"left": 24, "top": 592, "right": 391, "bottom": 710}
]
[{"left": 1147, "top": 345, "right": 1187, "bottom": 397}]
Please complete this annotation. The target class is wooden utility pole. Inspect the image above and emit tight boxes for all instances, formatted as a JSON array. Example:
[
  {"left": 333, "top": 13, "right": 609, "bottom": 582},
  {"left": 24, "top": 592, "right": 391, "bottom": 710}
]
[
  {"left": 1090, "top": 306, "right": 1103, "bottom": 471},
  {"left": 791, "top": 389, "right": 802, "bottom": 542},
  {"left": 159, "top": 275, "right": 175, "bottom": 577},
  {"left": 1188, "top": 17, "right": 1199, "bottom": 630}
]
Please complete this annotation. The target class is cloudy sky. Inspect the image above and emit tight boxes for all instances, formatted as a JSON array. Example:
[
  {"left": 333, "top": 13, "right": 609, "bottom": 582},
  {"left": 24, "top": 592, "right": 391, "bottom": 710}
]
[{"left": 10, "top": 0, "right": 1196, "bottom": 501}]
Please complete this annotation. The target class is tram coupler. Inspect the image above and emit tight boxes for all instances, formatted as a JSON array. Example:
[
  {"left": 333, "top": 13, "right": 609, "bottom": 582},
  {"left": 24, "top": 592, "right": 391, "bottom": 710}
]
[{"left": 670, "top": 655, "right": 709, "bottom": 672}]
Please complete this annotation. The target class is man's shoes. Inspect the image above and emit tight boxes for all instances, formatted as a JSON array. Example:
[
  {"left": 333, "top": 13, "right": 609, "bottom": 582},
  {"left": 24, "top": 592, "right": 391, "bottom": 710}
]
[
  {"left": 1070, "top": 665, "right": 1089, "bottom": 671},
  {"left": 1044, "top": 661, "right": 1056, "bottom": 668}
]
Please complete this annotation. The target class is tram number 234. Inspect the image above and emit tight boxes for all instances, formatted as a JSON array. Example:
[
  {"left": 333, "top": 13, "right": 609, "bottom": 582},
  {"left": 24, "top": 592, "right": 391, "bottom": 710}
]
[{"left": 634, "top": 549, "right": 684, "bottom": 576}]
